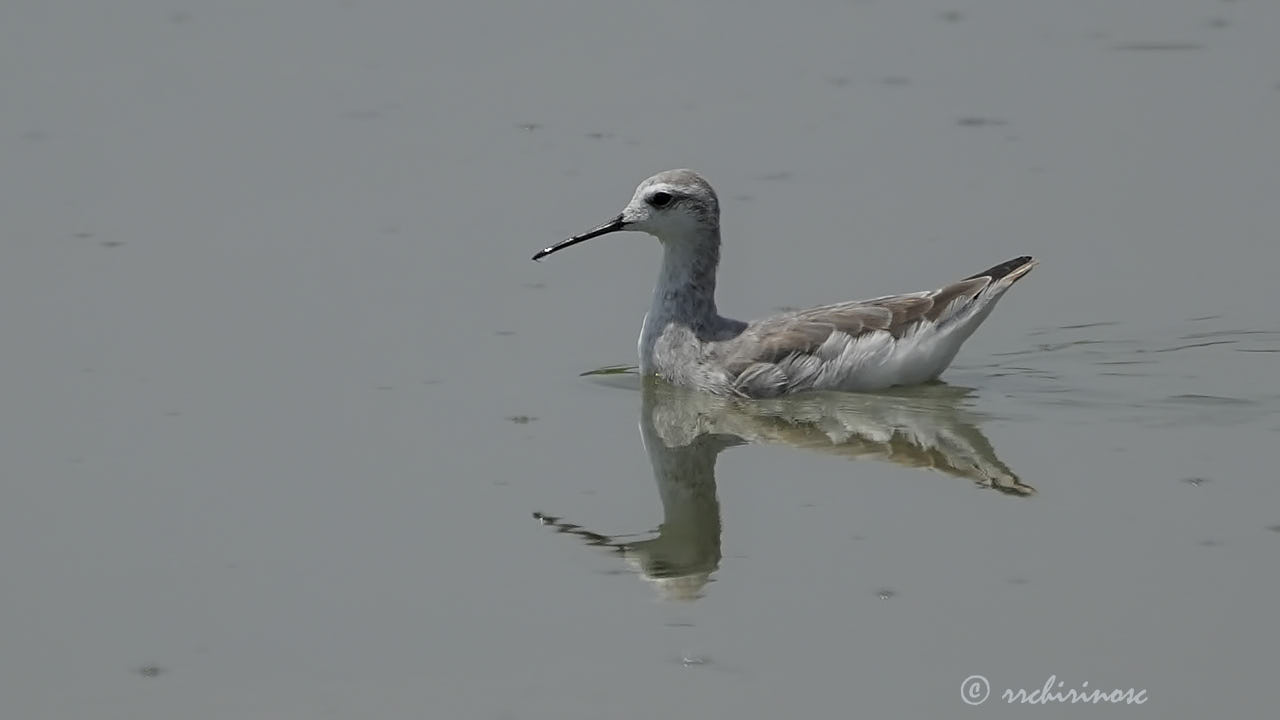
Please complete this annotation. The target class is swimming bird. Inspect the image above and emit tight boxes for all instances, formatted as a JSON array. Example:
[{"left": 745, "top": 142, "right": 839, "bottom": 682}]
[{"left": 533, "top": 169, "right": 1036, "bottom": 398}]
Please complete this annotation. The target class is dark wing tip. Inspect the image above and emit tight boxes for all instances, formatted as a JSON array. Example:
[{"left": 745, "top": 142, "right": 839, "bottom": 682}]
[{"left": 964, "top": 255, "right": 1035, "bottom": 282}]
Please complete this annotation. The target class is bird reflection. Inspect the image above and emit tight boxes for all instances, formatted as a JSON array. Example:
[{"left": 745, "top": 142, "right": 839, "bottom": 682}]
[{"left": 535, "top": 377, "right": 1031, "bottom": 601}]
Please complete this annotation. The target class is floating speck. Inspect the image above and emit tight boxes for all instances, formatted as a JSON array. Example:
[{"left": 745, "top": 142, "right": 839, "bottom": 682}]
[
  {"left": 73, "top": 232, "right": 94, "bottom": 239},
  {"left": 494, "top": 330, "right": 516, "bottom": 336},
  {"left": 881, "top": 76, "right": 911, "bottom": 87},
  {"left": 585, "top": 131, "right": 614, "bottom": 140},
  {"left": 957, "top": 117, "right": 1008, "bottom": 127},
  {"left": 1181, "top": 476, "right": 1210, "bottom": 487},
  {"left": 827, "top": 76, "right": 852, "bottom": 88},
  {"left": 136, "top": 665, "right": 164, "bottom": 678},
  {"left": 758, "top": 171, "right": 793, "bottom": 182},
  {"left": 680, "top": 654, "right": 710, "bottom": 667},
  {"left": 1007, "top": 576, "right": 1029, "bottom": 585},
  {"left": 100, "top": 241, "right": 125, "bottom": 248},
  {"left": 1207, "top": 17, "right": 1229, "bottom": 29},
  {"left": 877, "top": 588, "right": 897, "bottom": 600},
  {"left": 516, "top": 122, "right": 542, "bottom": 132},
  {"left": 1266, "top": 525, "right": 1280, "bottom": 533},
  {"left": 1198, "top": 539, "right": 1222, "bottom": 547},
  {"left": 940, "top": 10, "right": 964, "bottom": 23},
  {"left": 506, "top": 415, "right": 537, "bottom": 424}
]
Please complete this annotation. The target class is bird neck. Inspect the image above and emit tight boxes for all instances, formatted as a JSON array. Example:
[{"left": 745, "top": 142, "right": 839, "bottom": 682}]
[{"left": 652, "top": 228, "right": 721, "bottom": 326}]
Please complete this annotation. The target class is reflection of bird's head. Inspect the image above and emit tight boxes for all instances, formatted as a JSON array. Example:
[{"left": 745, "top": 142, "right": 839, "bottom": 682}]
[{"left": 533, "top": 511, "right": 722, "bottom": 602}]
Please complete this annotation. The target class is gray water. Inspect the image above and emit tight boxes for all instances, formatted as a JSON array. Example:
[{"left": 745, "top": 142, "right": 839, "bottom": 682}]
[{"left": 2, "top": 1, "right": 1278, "bottom": 718}]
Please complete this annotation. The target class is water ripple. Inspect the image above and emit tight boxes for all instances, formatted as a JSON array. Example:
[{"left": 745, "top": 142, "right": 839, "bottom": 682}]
[{"left": 983, "top": 318, "right": 1280, "bottom": 428}]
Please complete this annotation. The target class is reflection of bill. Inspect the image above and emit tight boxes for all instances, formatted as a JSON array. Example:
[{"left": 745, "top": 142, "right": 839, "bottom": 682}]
[{"left": 534, "top": 378, "right": 1032, "bottom": 601}]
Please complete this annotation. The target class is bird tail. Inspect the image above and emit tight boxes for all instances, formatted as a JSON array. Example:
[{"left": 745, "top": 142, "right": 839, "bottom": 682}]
[{"left": 964, "top": 255, "right": 1038, "bottom": 287}]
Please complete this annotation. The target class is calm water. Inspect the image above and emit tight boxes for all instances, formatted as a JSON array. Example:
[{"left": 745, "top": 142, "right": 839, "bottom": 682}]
[{"left": 2, "top": 1, "right": 1277, "bottom": 718}]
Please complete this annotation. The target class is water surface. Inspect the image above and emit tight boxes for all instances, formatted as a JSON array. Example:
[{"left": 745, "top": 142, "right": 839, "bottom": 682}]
[{"left": 2, "top": 0, "right": 1277, "bottom": 718}]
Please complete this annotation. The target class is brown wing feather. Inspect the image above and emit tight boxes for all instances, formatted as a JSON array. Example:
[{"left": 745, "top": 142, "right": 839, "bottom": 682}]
[
  {"left": 794, "top": 294, "right": 934, "bottom": 336},
  {"left": 923, "top": 277, "right": 989, "bottom": 322},
  {"left": 719, "top": 256, "right": 1035, "bottom": 377},
  {"left": 720, "top": 319, "right": 841, "bottom": 373},
  {"left": 721, "top": 296, "right": 932, "bottom": 373}
]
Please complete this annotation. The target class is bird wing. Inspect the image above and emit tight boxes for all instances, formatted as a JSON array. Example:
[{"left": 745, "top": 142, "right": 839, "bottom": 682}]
[{"left": 713, "top": 256, "right": 1036, "bottom": 396}]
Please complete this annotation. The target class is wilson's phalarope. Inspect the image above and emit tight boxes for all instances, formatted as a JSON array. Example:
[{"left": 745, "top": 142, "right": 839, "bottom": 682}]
[{"left": 534, "top": 169, "right": 1036, "bottom": 398}]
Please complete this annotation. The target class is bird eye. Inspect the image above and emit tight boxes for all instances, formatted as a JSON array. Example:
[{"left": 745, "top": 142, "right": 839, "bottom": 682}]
[{"left": 647, "top": 191, "right": 673, "bottom": 208}]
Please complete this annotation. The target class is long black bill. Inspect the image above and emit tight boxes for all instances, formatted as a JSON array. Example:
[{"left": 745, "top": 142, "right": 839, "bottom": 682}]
[{"left": 532, "top": 214, "right": 627, "bottom": 261}]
